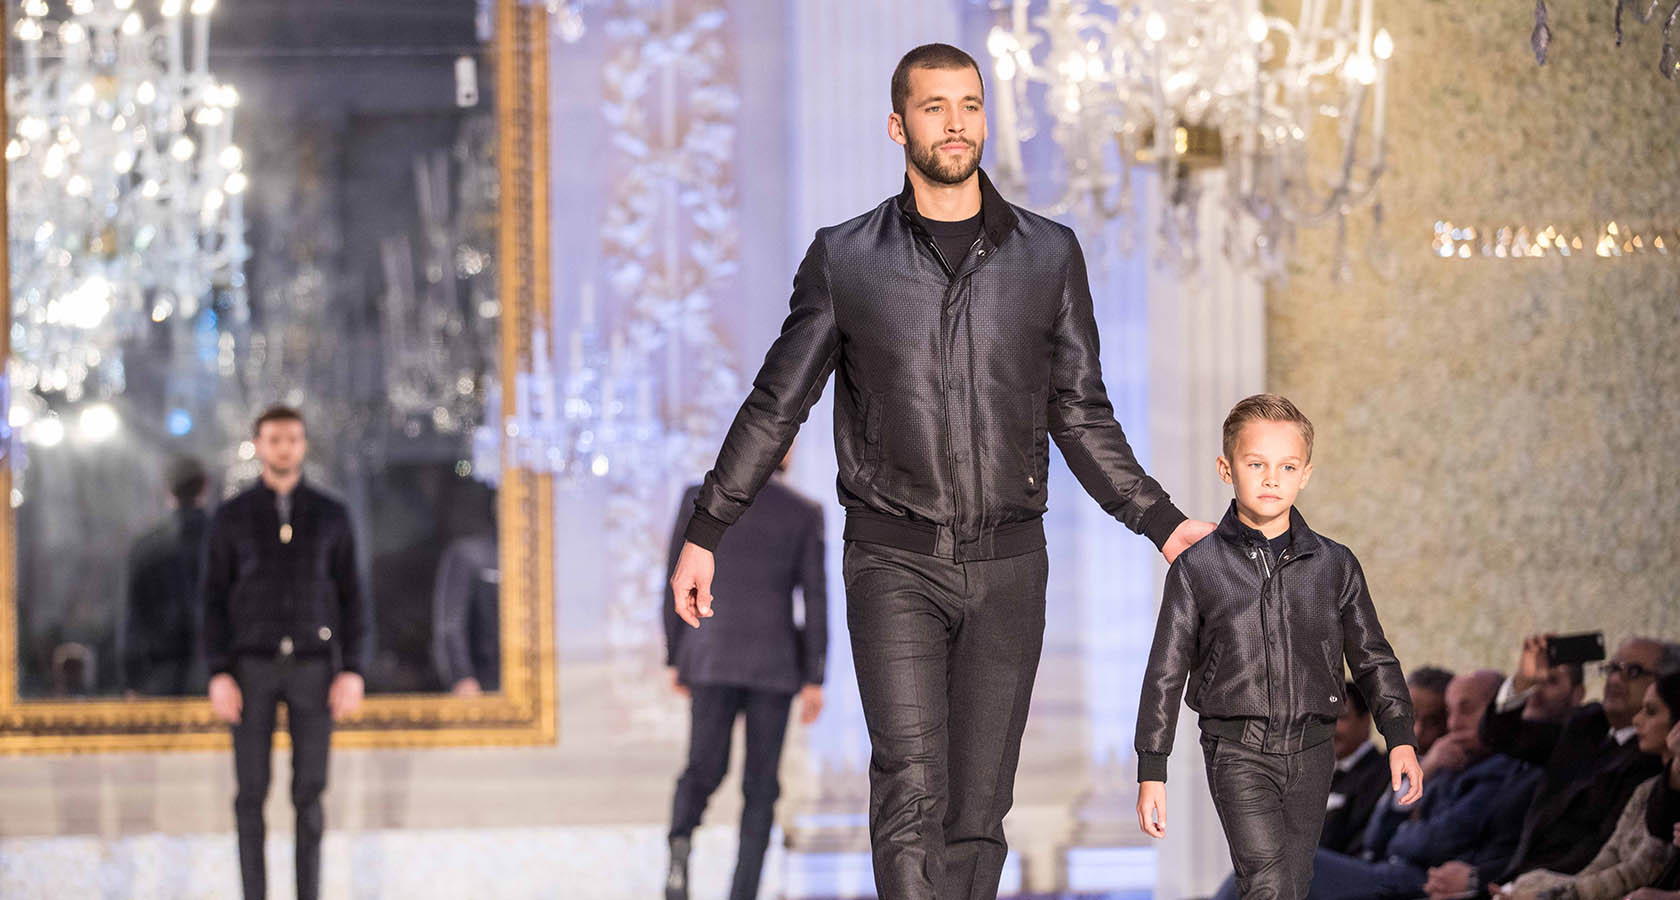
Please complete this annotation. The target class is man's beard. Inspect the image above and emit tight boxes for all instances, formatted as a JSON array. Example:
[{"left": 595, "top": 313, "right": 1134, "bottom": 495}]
[{"left": 907, "top": 133, "right": 983, "bottom": 185}]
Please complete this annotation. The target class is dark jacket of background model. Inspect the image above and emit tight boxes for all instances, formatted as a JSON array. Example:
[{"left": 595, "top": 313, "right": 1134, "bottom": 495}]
[{"left": 663, "top": 478, "right": 826, "bottom": 695}]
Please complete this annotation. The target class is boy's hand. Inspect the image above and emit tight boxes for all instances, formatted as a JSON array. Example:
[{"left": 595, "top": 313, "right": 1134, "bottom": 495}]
[
  {"left": 1162, "top": 519, "right": 1215, "bottom": 565},
  {"left": 1136, "top": 781, "right": 1167, "bottom": 838},
  {"left": 1390, "top": 744, "right": 1424, "bottom": 806}
]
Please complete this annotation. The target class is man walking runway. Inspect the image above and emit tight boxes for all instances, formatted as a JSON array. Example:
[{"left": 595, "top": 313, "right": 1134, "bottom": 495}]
[{"left": 669, "top": 43, "right": 1211, "bottom": 900}]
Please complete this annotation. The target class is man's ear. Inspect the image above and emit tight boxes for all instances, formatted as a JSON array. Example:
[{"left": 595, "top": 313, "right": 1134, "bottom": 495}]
[{"left": 887, "top": 112, "right": 907, "bottom": 147}]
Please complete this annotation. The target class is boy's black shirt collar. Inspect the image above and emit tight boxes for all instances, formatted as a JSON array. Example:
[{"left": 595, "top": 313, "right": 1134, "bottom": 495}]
[{"left": 1214, "top": 500, "right": 1321, "bottom": 559}]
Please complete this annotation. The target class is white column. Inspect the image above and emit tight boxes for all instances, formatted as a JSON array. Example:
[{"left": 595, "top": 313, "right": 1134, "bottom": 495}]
[{"left": 1145, "top": 171, "right": 1266, "bottom": 898}]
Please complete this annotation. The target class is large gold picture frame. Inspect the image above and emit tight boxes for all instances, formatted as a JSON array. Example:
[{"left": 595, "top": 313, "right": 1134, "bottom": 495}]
[{"left": 0, "top": 0, "right": 555, "bottom": 753}]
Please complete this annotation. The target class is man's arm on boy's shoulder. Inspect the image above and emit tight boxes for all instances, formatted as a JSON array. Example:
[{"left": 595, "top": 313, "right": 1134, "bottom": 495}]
[
  {"left": 1045, "top": 235, "right": 1189, "bottom": 552},
  {"left": 1339, "top": 554, "right": 1417, "bottom": 750},
  {"left": 1135, "top": 561, "right": 1199, "bottom": 783}
]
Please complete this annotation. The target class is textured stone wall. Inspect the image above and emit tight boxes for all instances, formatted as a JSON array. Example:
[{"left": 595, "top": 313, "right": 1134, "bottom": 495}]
[{"left": 1269, "top": 0, "right": 1680, "bottom": 677}]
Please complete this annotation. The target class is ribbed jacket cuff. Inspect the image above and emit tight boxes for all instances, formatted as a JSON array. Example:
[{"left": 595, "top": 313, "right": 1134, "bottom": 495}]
[
  {"left": 1137, "top": 752, "right": 1169, "bottom": 783},
  {"left": 1378, "top": 718, "right": 1417, "bottom": 752},
  {"left": 683, "top": 510, "right": 729, "bottom": 551},
  {"left": 1139, "top": 501, "right": 1188, "bottom": 551}
]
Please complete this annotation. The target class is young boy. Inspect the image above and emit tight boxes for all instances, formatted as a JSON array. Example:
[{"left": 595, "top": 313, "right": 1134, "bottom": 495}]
[{"left": 1134, "top": 394, "right": 1424, "bottom": 899}]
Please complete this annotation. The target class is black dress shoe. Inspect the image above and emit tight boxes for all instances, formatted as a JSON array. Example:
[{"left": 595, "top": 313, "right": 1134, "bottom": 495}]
[{"left": 666, "top": 835, "right": 691, "bottom": 900}]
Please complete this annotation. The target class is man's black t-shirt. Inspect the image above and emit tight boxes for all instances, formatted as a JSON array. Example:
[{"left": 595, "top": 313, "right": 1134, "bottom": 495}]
[{"left": 916, "top": 210, "right": 982, "bottom": 273}]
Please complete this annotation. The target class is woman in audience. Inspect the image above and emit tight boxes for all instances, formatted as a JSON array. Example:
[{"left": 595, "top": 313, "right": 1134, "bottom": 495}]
[
  {"left": 1628, "top": 720, "right": 1680, "bottom": 898},
  {"left": 1496, "top": 672, "right": 1680, "bottom": 900}
]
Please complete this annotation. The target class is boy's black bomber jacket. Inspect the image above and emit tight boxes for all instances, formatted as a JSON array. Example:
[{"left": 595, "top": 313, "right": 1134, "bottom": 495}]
[{"left": 1134, "top": 502, "right": 1416, "bottom": 782}]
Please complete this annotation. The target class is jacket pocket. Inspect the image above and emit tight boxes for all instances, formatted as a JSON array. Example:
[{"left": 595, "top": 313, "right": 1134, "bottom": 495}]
[
  {"left": 854, "top": 391, "right": 884, "bottom": 487},
  {"left": 1189, "top": 638, "right": 1224, "bottom": 707},
  {"left": 1029, "top": 389, "right": 1048, "bottom": 493}
]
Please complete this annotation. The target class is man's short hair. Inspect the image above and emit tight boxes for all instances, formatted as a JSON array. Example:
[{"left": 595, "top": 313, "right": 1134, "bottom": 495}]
[
  {"left": 1407, "top": 665, "right": 1454, "bottom": 695},
  {"left": 1343, "top": 680, "right": 1371, "bottom": 717},
  {"left": 165, "top": 455, "right": 207, "bottom": 507},
  {"left": 252, "top": 405, "right": 305, "bottom": 438},
  {"left": 1221, "top": 393, "right": 1315, "bottom": 462},
  {"left": 891, "top": 43, "right": 984, "bottom": 118}
]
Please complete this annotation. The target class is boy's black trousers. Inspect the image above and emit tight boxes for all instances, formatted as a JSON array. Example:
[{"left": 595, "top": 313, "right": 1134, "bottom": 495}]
[
  {"left": 842, "top": 540, "right": 1049, "bottom": 900},
  {"left": 1201, "top": 733, "right": 1338, "bottom": 900}
]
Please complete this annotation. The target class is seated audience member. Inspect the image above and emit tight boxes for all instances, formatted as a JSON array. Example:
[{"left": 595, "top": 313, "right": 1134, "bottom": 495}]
[
  {"left": 1493, "top": 671, "right": 1680, "bottom": 900},
  {"left": 1418, "top": 657, "right": 1585, "bottom": 897},
  {"left": 1482, "top": 636, "right": 1679, "bottom": 884},
  {"left": 1311, "top": 671, "right": 1538, "bottom": 900},
  {"left": 1642, "top": 721, "right": 1680, "bottom": 892},
  {"left": 1321, "top": 681, "right": 1392, "bottom": 856},
  {"left": 1411, "top": 665, "right": 1456, "bottom": 756}
]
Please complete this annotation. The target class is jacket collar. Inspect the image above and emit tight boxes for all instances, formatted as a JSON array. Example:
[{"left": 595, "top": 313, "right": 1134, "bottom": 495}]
[
  {"left": 254, "top": 475, "right": 309, "bottom": 502},
  {"left": 896, "top": 167, "right": 1018, "bottom": 249},
  {"left": 1214, "top": 499, "right": 1322, "bottom": 557}
]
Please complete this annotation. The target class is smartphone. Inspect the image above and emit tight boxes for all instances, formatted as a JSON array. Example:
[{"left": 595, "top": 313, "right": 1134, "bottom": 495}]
[{"left": 1546, "top": 631, "right": 1606, "bottom": 667}]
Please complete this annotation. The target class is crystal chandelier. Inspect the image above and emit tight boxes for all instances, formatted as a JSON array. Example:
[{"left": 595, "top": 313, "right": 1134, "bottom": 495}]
[
  {"left": 984, "top": 0, "right": 1394, "bottom": 279},
  {"left": 379, "top": 116, "right": 500, "bottom": 442},
  {"left": 7, "top": 0, "right": 248, "bottom": 407},
  {"left": 1529, "top": 0, "right": 1680, "bottom": 79}
]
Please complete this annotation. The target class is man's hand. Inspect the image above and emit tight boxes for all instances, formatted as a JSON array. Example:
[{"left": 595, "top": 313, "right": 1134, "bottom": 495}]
[
  {"left": 798, "top": 684, "right": 823, "bottom": 725},
  {"left": 1423, "top": 861, "right": 1474, "bottom": 899},
  {"left": 1666, "top": 720, "right": 1680, "bottom": 771},
  {"left": 1390, "top": 743, "right": 1424, "bottom": 806},
  {"left": 452, "top": 677, "right": 482, "bottom": 697},
  {"left": 1161, "top": 519, "right": 1215, "bottom": 565},
  {"left": 209, "top": 673, "right": 242, "bottom": 724},
  {"left": 668, "top": 667, "right": 689, "bottom": 698},
  {"left": 1513, "top": 633, "right": 1549, "bottom": 693},
  {"left": 1419, "top": 733, "right": 1469, "bottom": 779},
  {"left": 670, "top": 542, "right": 716, "bottom": 628},
  {"left": 1136, "top": 781, "right": 1167, "bottom": 838},
  {"left": 329, "top": 671, "right": 364, "bottom": 720}
]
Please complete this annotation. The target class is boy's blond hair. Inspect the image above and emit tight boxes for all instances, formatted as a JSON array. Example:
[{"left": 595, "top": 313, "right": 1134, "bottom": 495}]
[{"left": 1221, "top": 393, "right": 1314, "bottom": 462}]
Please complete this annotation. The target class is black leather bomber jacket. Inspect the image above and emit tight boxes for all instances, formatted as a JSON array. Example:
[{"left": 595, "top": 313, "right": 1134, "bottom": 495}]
[
  {"left": 1134, "top": 502, "right": 1416, "bottom": 782},
  {"left": 684, "top": 169, "right": 1184, "bottom": 562}
]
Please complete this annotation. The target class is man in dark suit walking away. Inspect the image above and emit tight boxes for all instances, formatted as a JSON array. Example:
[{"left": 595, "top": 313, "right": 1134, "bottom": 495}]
[{"left": 662, "top": 452, "right": 827, "bottom": 900}]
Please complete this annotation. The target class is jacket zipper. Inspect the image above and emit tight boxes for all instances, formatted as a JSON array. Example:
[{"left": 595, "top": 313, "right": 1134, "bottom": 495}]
[{"left": 925, "top": 231, "right": 990, "bottom": 559}]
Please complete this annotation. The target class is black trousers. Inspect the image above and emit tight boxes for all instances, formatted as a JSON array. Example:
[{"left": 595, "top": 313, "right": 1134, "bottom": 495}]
[
  {"left": 1202, "top": 733, "right": 1337, "bottom": 900},
  {"left": 231, "top": 655, "right": 334, "bottom": 900},
  {"left": 842, "top": 540, "right": 1048, "bottom": 900},
  {"left": 670, "top": 684, "right": 795, "bottom": 900}
]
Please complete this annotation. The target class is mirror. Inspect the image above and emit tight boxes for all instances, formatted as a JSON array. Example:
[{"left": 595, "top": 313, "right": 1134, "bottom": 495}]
[{"left": 0, "top": 0, "right": 554, "bottom": 751}]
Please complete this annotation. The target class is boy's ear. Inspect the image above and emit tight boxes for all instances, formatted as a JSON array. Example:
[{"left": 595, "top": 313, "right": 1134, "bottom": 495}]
[
  {"left": 1216, "top": 455, "right": 1233, "bottom": 484},
  {"left": 1299, "top": 461, "right": 1313, "bottom": 490}
]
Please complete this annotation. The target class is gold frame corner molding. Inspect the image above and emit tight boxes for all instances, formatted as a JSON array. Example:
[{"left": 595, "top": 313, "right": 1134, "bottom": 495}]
[{"left": 0, "top": 0, "right": 556, "bottom": 755}]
